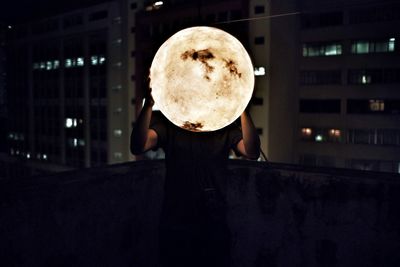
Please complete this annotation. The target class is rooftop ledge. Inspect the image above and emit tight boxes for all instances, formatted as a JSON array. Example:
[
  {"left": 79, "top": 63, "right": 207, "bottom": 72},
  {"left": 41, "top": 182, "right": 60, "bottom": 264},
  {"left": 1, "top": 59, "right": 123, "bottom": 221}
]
[{"left": 1, "top": 160, "right": 400, "bottom": 267}]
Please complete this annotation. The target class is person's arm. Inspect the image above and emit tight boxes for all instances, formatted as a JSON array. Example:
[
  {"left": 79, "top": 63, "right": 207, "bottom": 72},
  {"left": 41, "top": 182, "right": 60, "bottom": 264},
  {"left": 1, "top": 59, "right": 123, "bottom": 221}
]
[
  {"left": 236, "top": 110, "right": 260, "bottom": 160},
  {"left": 130, "top": 88, "right": 159, "bottom": 155}
]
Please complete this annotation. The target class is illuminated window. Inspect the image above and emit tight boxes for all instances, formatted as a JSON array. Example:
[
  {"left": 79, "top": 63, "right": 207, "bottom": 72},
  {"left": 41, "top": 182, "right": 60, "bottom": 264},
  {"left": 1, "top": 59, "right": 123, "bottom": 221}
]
[
  {"left": 114, "top": 152, "right": 123, "bottom": 159},
  {"left": 315, "top": 134, "right": 324, "bottom": 142},
  {"left": 146, "top": 1, "right": 163, "bottom": 11},
  {"left": 351, "top": 38, "right": 396, "bottom": 54},
  {"left": 68, "top": 138, "right": 85, "bottom": 147},
  {"left": 329, "top": 129, "right": 341, "bottom": 137},
  {"left": 77, "top": 57, "right": 84, "bottom": 66},
  {"left": 65, "top": 58, "right": 72, "bottom": 68},
  {"left": 325, "top": 44, "right": 342, "bottom": 55},
  {"left": 300, "top": 127, "right": 314, "bottom": 141},
  {"left": 303, "top": 43, "right": 342, "bottom": 57},
  {"left": 112, "top": 38, "right": 122, "bottom": 45},
  {"left": 301, "top": 127, "right": 312, "bottom": 136},
  {"left": 99, "top": 56, "right": 106, "bottom": 65},
  {"left": 328, "top": 128, "right": 341, "bottom": 142},
  {"left": 65, "top": 118, "right": 78, "bottom": 128},
  {"left": 46, "top": 61, "right": 52, "bottom": 70},
  {"left": 369, "top": 100, "right": 385, "bottom": 111},
  {"left": 112, "top": 85, "right": 122, "bottom": 91},
  {"left": 347, "top": 99, "right": 400, "bottom": 114},
  {"left": 389, "top": 38, "right": 395, "bottom": 51},
  {"left": 113, "top": 17, "right": 121, "bottom": 24},
  {"left": 53, "top": 60, "right": 60, "bottom": 69},
  {"left": 114, "top": 129, "right": 122, "bottom": 137},
  {"left": 91, "top": 56, "right": 98, "bottom": 65},
  {"left": 254, "top": 67, "right": 266, "bottom": 76},
  {"left": 361, "top": 75, "right": 371, "bottom": 84},
  {"left": 347, "top": 69, "right": 392, "bottom": 85}
]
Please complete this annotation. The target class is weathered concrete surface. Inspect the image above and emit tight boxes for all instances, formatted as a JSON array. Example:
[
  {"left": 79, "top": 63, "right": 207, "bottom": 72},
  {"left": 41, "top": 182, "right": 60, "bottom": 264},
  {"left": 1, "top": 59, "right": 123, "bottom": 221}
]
[{"left": 0, "top": 160, "right": 399, "bottom": 267}]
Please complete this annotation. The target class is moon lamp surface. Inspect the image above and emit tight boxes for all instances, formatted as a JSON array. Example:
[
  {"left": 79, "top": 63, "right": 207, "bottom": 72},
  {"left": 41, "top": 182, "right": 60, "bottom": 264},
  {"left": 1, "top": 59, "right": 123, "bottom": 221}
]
[{"left": 150, "top": 26, "right": 255, "bottom": 132}]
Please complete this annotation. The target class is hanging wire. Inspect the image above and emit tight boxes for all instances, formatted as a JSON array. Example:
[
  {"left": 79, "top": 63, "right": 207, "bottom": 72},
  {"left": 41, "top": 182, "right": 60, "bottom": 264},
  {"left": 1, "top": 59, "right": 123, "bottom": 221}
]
[
  {"left": 216, "top": 11, "right": 301, "bottom": 25},
  {"left": 211, "top": 0, "right": 400, "bottom": 25}
]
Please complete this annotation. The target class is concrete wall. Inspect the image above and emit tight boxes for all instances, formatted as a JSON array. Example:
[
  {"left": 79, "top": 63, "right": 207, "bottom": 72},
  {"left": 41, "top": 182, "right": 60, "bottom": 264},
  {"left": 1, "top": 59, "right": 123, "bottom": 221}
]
[{"left": 1, "top": 160, "right": 399, "bottom": 267}]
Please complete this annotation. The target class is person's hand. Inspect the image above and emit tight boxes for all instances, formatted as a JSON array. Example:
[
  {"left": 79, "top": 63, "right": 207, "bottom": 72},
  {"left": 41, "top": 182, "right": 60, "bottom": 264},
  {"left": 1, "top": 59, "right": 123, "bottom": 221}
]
[{"left": 144, "top": 77, "right": 155, "bottom": 107}]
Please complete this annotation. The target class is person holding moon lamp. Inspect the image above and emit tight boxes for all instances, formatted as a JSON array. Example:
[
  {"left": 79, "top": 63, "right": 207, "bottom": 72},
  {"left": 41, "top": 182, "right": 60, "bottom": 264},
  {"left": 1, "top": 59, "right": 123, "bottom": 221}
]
[{"left": 131, "top": 27, "right": 260, "bottom": 267}]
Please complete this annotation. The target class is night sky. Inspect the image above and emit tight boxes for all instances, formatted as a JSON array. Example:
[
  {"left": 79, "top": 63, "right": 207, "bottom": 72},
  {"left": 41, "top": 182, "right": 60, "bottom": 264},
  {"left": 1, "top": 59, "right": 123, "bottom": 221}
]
[{"left": 0, "top": 0, "right": 111, "bottom": 23}]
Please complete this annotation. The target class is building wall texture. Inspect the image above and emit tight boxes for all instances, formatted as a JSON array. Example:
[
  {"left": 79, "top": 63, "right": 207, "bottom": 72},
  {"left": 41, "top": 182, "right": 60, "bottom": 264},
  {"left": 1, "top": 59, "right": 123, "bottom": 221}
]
[{"left": 0, "top": 160, "right": 399, "bottom": 267}]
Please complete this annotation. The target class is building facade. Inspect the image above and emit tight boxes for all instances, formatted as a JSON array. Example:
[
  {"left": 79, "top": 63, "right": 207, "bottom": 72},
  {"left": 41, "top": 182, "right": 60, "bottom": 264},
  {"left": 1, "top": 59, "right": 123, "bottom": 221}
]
[
  {"left": 5, "top": 0, "right": 400, "bottom": 175},
  {"left": 6, "top": 1, "right": 136, "bottom": 172},
  {"left": 266, "top": 0, "right": 400, "bottom": 172}
]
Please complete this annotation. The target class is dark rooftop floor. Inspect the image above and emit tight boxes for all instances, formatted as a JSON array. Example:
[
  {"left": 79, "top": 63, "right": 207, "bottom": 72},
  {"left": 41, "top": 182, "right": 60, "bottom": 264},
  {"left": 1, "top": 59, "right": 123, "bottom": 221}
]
[{"left": 1, "top": 160, "right": 399, "bottom": 267}]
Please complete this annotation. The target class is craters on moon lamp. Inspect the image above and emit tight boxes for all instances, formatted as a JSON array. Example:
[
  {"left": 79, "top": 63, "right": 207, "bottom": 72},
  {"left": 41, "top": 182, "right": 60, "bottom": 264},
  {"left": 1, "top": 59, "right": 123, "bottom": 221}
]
[{"left": 150, "top": 26, "right": 255, "bottom": 132}]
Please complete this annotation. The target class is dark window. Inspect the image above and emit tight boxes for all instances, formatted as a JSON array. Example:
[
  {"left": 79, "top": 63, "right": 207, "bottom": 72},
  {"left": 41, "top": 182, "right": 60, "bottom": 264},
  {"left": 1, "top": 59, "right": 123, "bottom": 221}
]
[
  {"left": 301, "top": 12, "right": 343, "bottom": 28},
  {"left": 254, "top": 5, "right": 265, "bottom": 14},
  {"left": 300, "top": 99, "right": 341, "bottom": 113},
  {"left": 347, "top": 99, "right": 400, "bottom": 114},
  {"left": 130, "top": 2, "right": 137, "bottom": 9},
  {"left": 256, "top": 128, "right": 263, "bottom": 135},
  {"left": 32, "top": 19, "right": 59, "bottom": 34},
  {"left": 251, "top": 97, "right": 263, "bottom": 105},
  {"left": 217, "top": 12, "right": 228, "bottom": 22},
  {"left": 63, "top": 14, "right": 83, "bottom": 29},
  {"left": 348, "top": 69, "right": 400, "bottom": 84},
  {"left": 131, "top": 50, "right": 136, "bottom": 57},
  {"left": 89, "top": 10, "right": 108, "bottom": 21},
  {"left": 299, "top": 154, "right": 317, "bottom": 166},
  {"left": 255, "top": 36, "right": 265, "bottom": 45},
  {"left": 300, "top": 70, "right": 341, "bottom": 85},
  {"left": 230, "top": 10, "right": 242, "bottom": 20},
  {"left": 346, "top": 159, "right": 379, "bottom": 171},
  {"left": 377, "top": 129, "right": 400, "bottom": 146},
  {"left": 131, "top": 26, "right": 136, "bottom": 33},
  {"left": 347, "top": 128, "right": 400, "bottom": 146},
  {"left": 206, "top": 14, "right": 216, "bottom": 23},
  {"left": 349, "top": 4, "right": 400, "bottom": 24},
  {"left": 347, "top": 129, "right": 374, "bottom": 144}
]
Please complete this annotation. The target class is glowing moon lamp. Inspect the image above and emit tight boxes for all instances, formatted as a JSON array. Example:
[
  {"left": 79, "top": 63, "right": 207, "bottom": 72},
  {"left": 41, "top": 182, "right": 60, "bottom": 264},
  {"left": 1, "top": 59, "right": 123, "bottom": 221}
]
[{"left": 150, "top": 26, "right": 254, "bottom": 132}]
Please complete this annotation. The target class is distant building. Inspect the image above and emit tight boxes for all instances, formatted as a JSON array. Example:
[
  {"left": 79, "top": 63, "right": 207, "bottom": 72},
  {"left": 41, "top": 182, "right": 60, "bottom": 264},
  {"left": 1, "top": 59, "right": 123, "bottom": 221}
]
[
  {"left": 266, "top": 0, "right": 400, "bottom": 172},
  {"left": 5, "top": 0, "right": 400, "bottom": 175},
  {"left": 5, "top": 1, "right": 137, "bottom": 172},
  {"left": 0, "top": 23, "right": 7, "bottom": 153}
]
